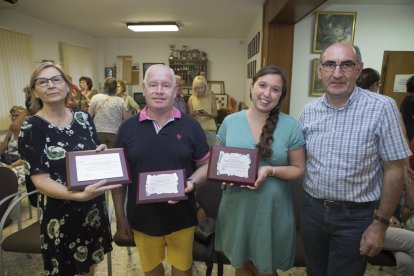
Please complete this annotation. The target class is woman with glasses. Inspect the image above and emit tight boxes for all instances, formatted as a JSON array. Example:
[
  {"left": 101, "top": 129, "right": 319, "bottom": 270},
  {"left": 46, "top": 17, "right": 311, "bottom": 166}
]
[{"left": 18, "top": 62, "right": 120, "bottom": 276}]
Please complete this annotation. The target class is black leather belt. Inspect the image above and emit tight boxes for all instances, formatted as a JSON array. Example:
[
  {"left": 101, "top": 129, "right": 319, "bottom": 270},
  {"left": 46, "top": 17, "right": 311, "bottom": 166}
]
[{"left": 315, "top": 198, "right": 377, "bottom": 210}]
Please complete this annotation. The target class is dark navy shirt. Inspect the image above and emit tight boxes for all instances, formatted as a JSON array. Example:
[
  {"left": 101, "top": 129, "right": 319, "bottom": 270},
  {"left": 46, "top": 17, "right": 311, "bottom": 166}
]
[{"left": 114, "top": 107, "right": 210, "bottom": 236}]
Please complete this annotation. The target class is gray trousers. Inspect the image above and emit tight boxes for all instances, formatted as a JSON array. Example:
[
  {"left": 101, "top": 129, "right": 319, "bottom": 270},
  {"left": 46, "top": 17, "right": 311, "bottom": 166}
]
[{"left": 383, "top": 227, "right": 414, "bottom": 276}]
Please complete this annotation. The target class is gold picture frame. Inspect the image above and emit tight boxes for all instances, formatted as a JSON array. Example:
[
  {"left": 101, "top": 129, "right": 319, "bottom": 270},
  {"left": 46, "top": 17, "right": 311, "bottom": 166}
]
[
  {"left": 208, "top": 81, "right": 225, "bottom": 94},
  {"left": 312, "top": 11, "right": 357, "bottom": 53},
  {"left": 310, "top": 58, "right": 324, "bottom": 97}
]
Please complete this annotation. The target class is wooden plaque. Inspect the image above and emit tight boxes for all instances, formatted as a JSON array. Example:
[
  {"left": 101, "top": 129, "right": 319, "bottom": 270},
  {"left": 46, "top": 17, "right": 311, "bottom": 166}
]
[
  {"left": 137, "top": 169, "right": 187, "bottom": 204},
  {"left": 207, "top": 145, "right": 259, "bottom": 185},
  {"left": 66, "top": 148, "right": 131, "bottom": 190}
]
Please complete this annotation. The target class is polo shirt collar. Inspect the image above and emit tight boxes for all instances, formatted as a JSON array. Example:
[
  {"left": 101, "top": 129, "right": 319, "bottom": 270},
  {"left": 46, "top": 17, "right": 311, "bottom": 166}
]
[{"left": 139, "top": 106, "right": 182, "bottom": 122}]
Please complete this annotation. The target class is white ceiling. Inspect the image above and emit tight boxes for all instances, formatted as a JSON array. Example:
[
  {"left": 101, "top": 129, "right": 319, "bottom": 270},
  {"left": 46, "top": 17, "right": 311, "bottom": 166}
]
[
  {"left": 0, "top": 0, "right": 412, "bottom": 39},
  {"left": 0, "top": 0, "right": 266, "bottom": 38}
]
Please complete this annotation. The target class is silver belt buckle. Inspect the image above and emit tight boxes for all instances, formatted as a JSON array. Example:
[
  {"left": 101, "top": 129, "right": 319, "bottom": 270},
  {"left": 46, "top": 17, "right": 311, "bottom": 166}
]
[{"left": 324, "top": 200, "right": 336, "bottom": 208}]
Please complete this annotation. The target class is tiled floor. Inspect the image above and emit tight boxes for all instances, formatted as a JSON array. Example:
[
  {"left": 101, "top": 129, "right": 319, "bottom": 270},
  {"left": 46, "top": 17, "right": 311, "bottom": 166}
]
[{"left": 1, "top": 190, "right": 398, "bottom": 276}]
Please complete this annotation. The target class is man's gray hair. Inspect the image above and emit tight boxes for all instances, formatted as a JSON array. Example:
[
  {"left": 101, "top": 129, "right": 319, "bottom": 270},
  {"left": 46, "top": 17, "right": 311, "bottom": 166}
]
[{"left": 143, "top": 64, "right": 176, "bottom": 86}]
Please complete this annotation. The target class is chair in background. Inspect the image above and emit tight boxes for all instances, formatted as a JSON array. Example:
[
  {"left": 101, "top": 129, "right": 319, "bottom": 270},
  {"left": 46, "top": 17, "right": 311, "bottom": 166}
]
[
  {"left": 107, "top": 194, "right": 135, "bottom": 276},
  {"left": 0, "top": 167, "right": 19, "bottom": 228},
  {"left": 193, "top": 180, "right": 230, "bottom": 276},
  {"left": 0, "top": 188, "right": 40, "bottom": 276}
]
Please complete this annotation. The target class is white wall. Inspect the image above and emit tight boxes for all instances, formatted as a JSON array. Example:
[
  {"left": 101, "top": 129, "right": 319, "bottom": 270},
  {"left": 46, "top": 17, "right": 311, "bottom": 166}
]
[
  {"left": 0, "top": 9, "right": 247, "bottom": 102},
  {"left": 0, "top": 10, "right": 99, "bottom": 86},
  {"left": 101, "top": 37, "right": 246, "bottom": 101},
  {"left": 290, "top": 3, "right": 414, "bottom": 119}
]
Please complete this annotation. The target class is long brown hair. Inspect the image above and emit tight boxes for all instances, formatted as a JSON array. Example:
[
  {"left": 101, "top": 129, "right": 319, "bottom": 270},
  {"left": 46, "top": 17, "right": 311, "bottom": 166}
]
[{"left": 254, "top": 65, "right": 288, "bottom": 158}]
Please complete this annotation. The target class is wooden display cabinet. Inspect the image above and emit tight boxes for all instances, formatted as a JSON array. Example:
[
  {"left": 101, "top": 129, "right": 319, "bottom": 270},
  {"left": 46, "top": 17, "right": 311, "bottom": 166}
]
[{"left": 169, "top": 59, "right": 207, "bottom": 86}]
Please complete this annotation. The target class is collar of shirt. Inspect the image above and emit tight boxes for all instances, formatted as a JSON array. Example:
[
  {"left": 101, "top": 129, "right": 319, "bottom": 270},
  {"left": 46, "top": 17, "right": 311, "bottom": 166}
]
[
  {"left": 139, "top": 106, "right": 182, "bottom": 121},
  {"left": 139, "top": 106, "right": 182, "bottom": 134},
  {"left": 321, "top": 86, "right": 360, "bottom": 110}
]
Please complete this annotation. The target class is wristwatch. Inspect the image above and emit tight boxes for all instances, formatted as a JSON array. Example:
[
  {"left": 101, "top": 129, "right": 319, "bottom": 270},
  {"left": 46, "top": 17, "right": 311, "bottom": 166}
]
[{"left": 188, "top": 178, "right": 197, "bottom": 192}]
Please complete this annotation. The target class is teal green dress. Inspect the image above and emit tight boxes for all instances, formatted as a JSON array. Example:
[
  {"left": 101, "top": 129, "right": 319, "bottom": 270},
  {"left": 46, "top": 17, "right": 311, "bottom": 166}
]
[{"left": 214, "top": 110, "right": 305, "bottom": 273}]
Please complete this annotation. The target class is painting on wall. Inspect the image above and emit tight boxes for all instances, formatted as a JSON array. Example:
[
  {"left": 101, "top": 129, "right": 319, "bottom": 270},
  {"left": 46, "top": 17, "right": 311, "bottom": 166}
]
[
  {"left": 310, "top": 58, "right": 324, "bottom": 97},
  {"left": 312, "top": 11, "right": 357, "bottom": 53}
]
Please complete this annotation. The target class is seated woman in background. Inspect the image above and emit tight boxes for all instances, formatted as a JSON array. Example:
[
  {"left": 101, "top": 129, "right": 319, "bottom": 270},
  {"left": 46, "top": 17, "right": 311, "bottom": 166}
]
[
  {"left": 381, "top": 142, "right": 414, "bottom": 276},
  {"left": 116, "top": 80, "right": 140, "bottom": 115},
  {"left": 188, "top": 75, "right": 217, "bottom": 147},
  {"left": 0, "top": 105, "right": 26, "bottom": 184},
  {"left": 356, "top": 67, "right": 381, "bottom": 92}
]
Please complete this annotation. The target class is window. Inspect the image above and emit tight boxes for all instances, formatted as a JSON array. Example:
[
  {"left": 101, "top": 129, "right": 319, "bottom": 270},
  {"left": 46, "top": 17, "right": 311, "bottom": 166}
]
[{"left": 0, "top": 28, "right": 33, "bottom": 130}]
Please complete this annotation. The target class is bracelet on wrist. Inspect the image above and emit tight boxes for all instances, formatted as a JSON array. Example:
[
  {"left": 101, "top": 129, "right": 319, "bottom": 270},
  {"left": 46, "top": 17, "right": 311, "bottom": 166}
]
[{"left": 373, "top": 215, "right": 390, "bottom": 227}]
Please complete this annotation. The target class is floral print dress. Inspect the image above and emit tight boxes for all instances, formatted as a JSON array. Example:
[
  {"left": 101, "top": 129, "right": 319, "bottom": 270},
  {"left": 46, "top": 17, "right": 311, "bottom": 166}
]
[{"left": 18, "top": 110, "right": 113, "bottom": 276}]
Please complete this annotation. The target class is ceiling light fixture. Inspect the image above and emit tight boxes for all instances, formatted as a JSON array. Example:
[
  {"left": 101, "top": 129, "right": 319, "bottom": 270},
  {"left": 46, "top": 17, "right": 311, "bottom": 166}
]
[{"left": 127, "top": 22, "right": 179, "bottom": 32}]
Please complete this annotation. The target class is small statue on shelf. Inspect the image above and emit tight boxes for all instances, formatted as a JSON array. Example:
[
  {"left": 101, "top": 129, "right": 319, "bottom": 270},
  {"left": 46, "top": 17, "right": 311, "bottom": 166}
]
[
  {"left": 169, "top": 44, "right": 175, "bottom": 59},
  {"left": 181, "top": 45, "right": 188, "bottom": 60}
]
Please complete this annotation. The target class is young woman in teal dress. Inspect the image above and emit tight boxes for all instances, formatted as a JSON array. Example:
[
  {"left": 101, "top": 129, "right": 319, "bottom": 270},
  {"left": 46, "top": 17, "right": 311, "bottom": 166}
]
[
  {"left": 18, "top": 62, "right": 120, "bottom": 276},
  {"left": 214, "top": 65, "right": 306, "bottom": 275}
]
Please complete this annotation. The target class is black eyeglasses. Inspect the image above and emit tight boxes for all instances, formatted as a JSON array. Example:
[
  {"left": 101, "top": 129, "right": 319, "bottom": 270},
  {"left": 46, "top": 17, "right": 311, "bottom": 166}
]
[
  {"left": 321, "top": 61, "right": 357, "bottom": 72},
  {"left": 34, "top": 75, "right": 64, "bottom": 87}
]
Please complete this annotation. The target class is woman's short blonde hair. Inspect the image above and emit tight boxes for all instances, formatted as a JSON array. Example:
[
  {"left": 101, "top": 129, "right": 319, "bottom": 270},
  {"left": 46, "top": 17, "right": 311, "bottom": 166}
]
[
  {"left": 192, "top": 76, "right": 209, "bottom": 96},
  {"left": 29, "top": 62, "right": 71, "bottom": 110}
]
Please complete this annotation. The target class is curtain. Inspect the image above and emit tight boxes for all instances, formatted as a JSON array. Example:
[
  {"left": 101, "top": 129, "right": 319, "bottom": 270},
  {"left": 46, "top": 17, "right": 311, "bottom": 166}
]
[
  {"left": 60, "top": 42, "right": 93, "bottom": 87},
  {"left": 0, "top": 28, "right": 33, "bottom": 130}
]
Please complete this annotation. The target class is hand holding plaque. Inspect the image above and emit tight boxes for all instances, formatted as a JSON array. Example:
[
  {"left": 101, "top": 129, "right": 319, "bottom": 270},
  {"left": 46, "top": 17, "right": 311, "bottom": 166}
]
[
  {"left": 207, "top": 145, "right": 259, "bottom": 185},
  {"left": 137, "top": 169, "right": 187, "bottom": 204},
  {"left": 66, "top": 148, "right": 131, "bottom": 190}
]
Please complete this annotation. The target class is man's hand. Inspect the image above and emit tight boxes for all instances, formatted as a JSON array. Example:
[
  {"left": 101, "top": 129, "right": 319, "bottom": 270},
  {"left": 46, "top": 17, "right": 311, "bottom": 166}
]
[{"left": 359, "top": 221, "right": 387, "bottom": 257}]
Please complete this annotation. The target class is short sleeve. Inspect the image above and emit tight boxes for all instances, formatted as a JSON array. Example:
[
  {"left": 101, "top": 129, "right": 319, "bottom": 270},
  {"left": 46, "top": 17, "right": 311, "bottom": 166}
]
[
  {"left": 216, "top": 116, "right": 228, "bottom": 146},
  {"left": 18, "top": 118, "right": 49, "bottom": 175},
  {"left": 288, "top": 121, "right": 305, "bottom": 151},
  {"left": 377, "top": 99, "right": 411, "bottom": 161}
]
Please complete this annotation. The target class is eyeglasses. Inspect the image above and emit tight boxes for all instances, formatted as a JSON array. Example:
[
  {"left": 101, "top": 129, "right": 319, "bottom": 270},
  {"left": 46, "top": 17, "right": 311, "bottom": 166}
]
[
  {"left": 34, "top": 75, "right": 64, "bottom": 87},
  {"left": 321, "top": 61, "right": 357, "bottom": 72}
]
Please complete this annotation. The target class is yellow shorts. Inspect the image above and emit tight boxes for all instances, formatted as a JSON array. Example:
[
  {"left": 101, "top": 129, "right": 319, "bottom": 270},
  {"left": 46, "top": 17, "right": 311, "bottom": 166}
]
[{"left": 133, "top": 226, "right": 195, "bottom": 272}]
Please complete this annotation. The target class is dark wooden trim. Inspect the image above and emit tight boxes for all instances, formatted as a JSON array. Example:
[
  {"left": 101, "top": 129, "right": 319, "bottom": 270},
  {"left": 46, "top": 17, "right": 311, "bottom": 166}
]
[{"left": 262, "top": 0, "right": 328, "bottom": 114}]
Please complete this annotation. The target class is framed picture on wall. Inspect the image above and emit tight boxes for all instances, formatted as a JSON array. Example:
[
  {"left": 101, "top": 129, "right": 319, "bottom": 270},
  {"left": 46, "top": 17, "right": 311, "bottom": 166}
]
[
  {"left": 105, "top": 67, "right": 114, "bottom": 78},
  {"left": 143, "top": 63, "right": 164, "bottom": 78},
  {"left": 312, "top": 11, "right": 357, "bottom": 53},
  {"left": 310, "top": 58, "right": 324, "bottom": 97},
  {"left": 215, "top": 94, "right": 228, "bottom": 110},
  {"left": 208, "top": 81, "right": 225, "bottom": 94}
]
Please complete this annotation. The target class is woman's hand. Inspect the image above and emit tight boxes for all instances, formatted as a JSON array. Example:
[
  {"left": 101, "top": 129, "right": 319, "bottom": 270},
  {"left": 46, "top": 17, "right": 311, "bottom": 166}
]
[
  {"left": 79, "top": 179, "right": 122, "bottom": 201},
  {"left": 95, "top": 144, "right": 107, "bottom": 152}
]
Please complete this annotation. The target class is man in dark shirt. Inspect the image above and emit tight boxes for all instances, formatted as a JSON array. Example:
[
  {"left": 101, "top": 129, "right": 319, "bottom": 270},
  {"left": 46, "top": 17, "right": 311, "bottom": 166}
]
[{"left": 112, "top": 64, "right": 210, "bottom": 276}]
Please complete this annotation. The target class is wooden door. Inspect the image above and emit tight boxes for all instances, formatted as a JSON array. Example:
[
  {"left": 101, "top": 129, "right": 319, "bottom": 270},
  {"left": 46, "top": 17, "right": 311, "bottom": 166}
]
[{"left": 380, "top": 51, "right": 414, "bottom": 108}]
